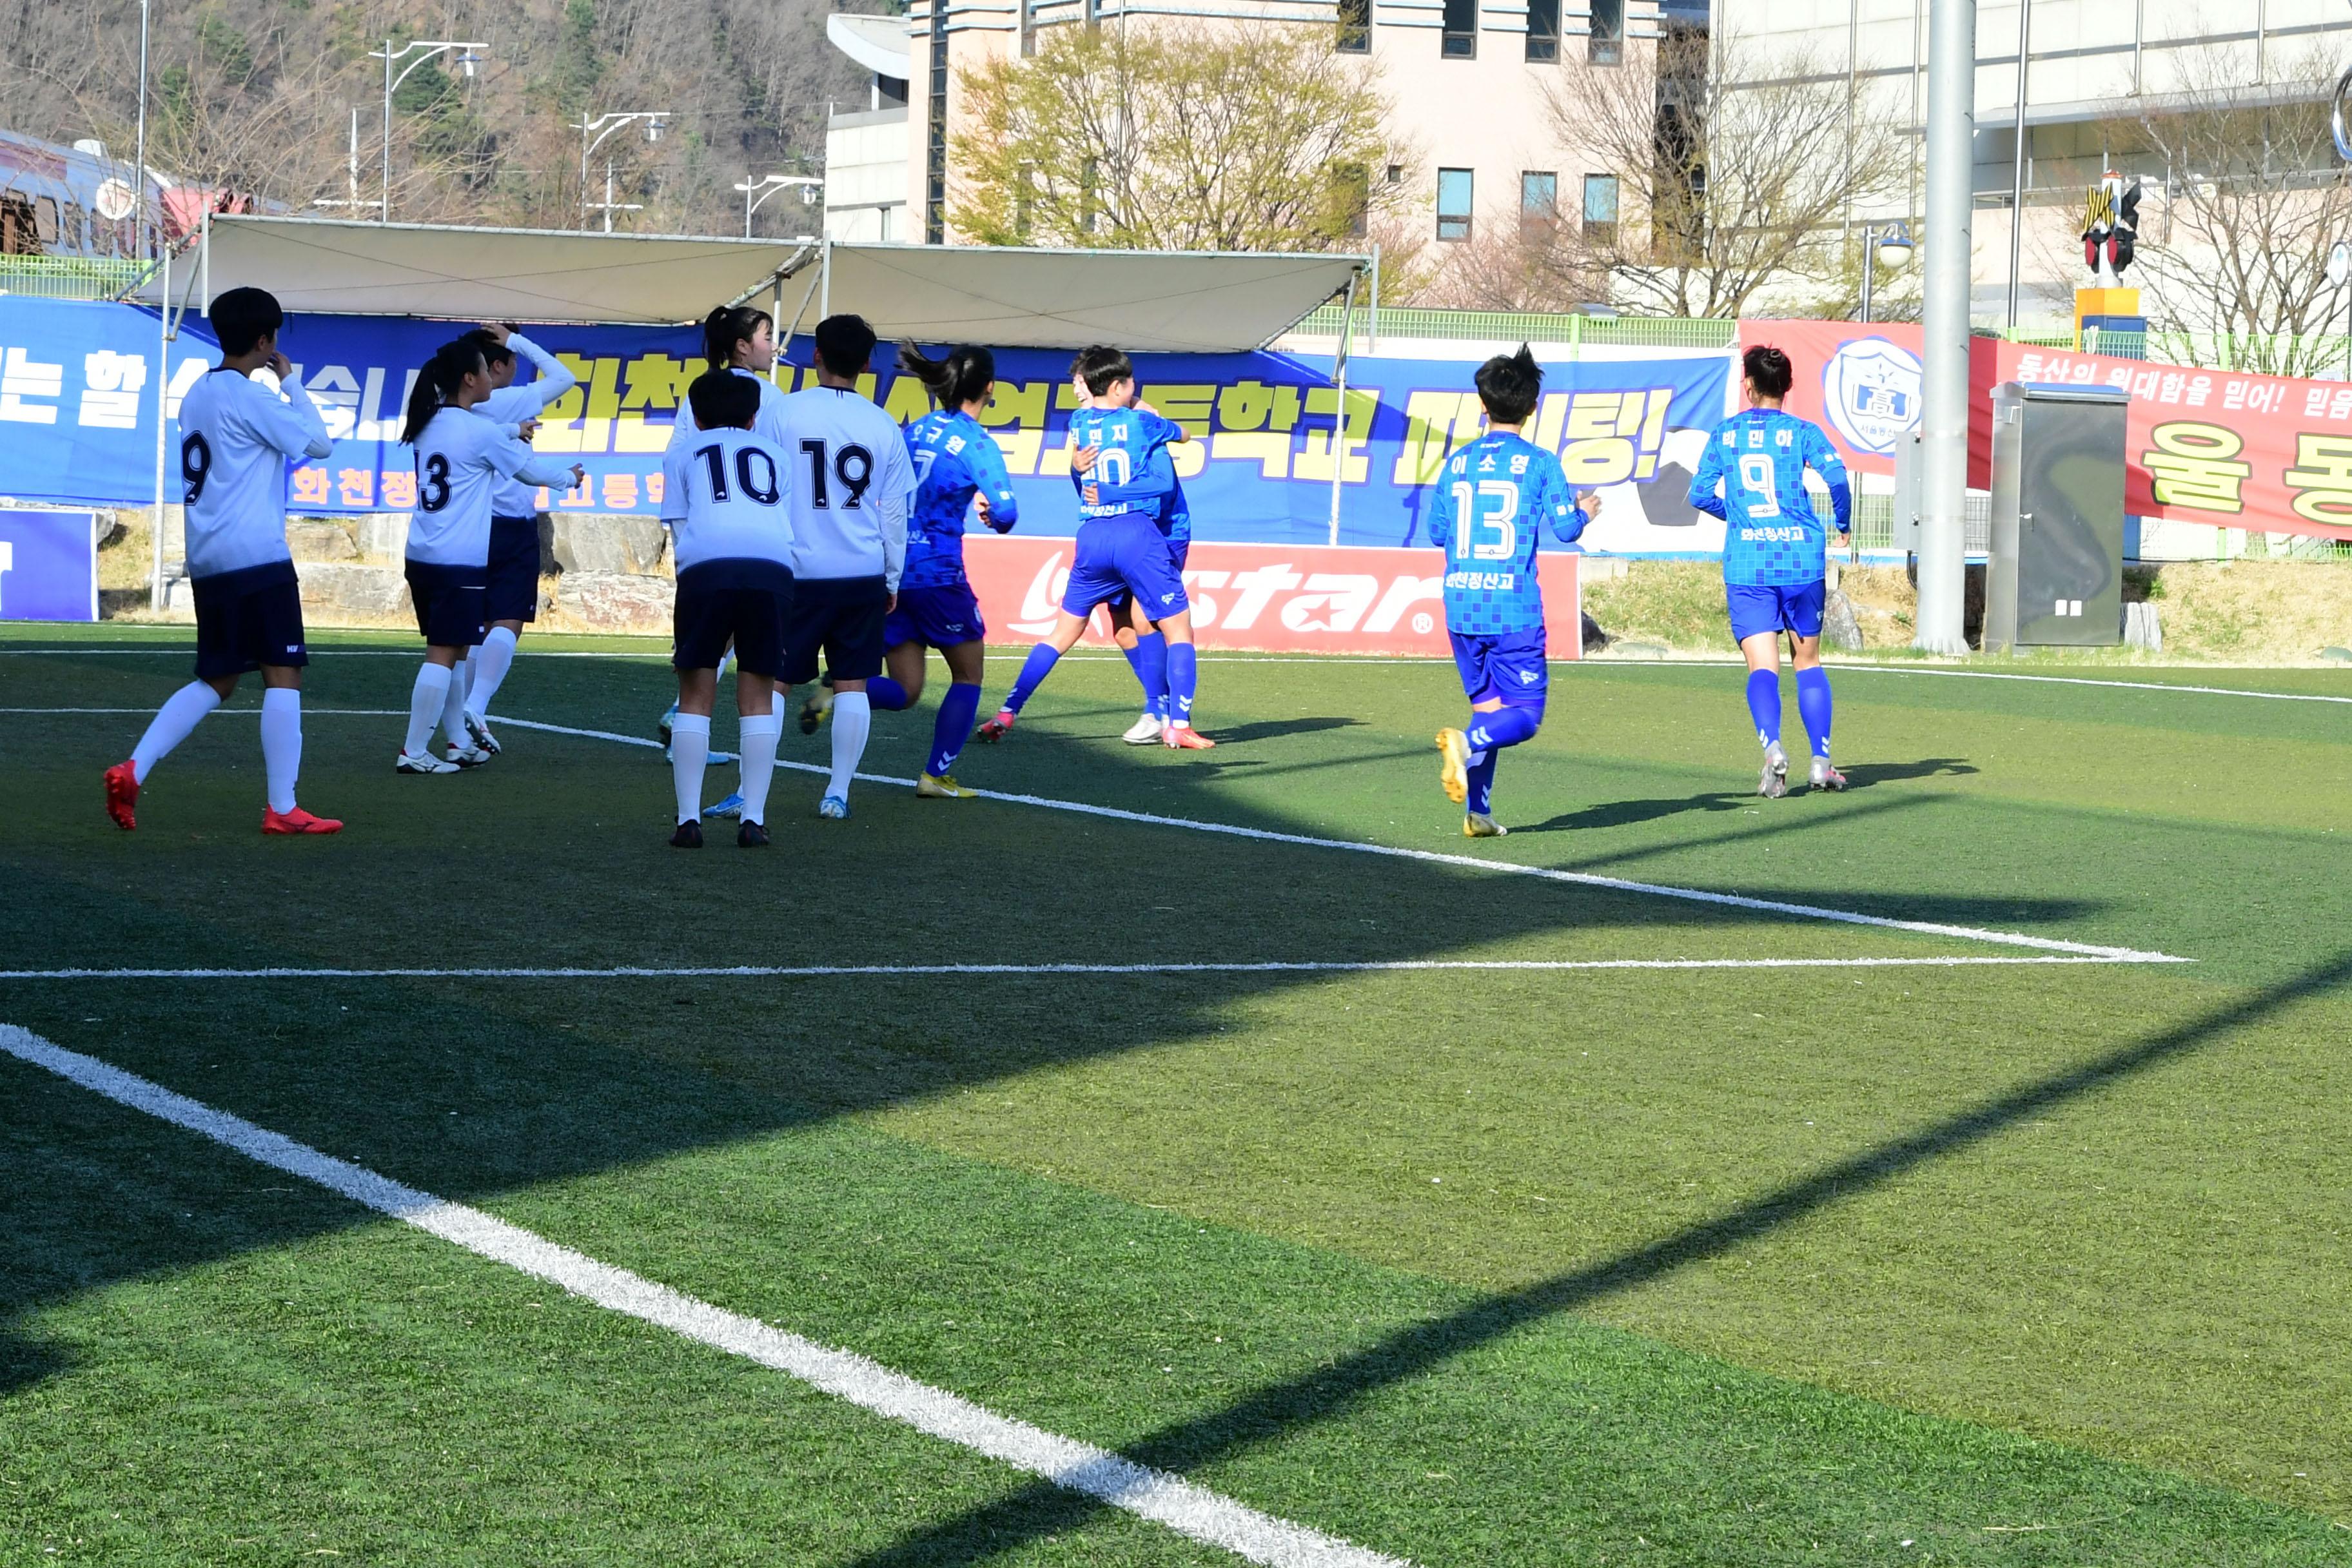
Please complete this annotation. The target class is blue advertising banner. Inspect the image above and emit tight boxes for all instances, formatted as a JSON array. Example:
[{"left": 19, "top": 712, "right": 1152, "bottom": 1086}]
[
  {"left": 0, "top": 507, "right": 99, "bottom": 622},
  {"left": 0, "top": 297, "right": 1732, "bottom": 554}
]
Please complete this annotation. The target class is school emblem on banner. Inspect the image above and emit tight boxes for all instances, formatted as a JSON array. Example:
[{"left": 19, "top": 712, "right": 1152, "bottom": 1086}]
[{"left": 1821, "top": 337, "right": 1925, "bottom": 456}]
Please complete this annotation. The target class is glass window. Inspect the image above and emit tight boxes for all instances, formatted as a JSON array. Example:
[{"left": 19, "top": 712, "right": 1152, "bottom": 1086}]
[
  {"left": 1521, "top": 172, "right": 1558, "bottom": 235},
  {"left": 1583, "top": 173, "right": 1620, "bottom": 242},
  {"left": 1442, "top": 0, "right": 1475, "bottom": 58},
  {"left": 1337, "top": 0, "right": 1370, "bottom": 53},
  {"left": 1436, "top": 167, "right": 1474, "bottom": 241},
  {"left": 1525, "top": 0, "right": 1558, "bottom": 62},
  {"left": 1589, "top": 0, "right": 1623, "bottom": 64}
]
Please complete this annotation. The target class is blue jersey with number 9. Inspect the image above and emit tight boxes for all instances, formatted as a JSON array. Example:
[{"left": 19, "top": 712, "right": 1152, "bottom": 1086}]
[
  {"left": 1688, "top": 409, "right": 1853, "bottom": 587},
  {"left": 1425, "top": 432, "right": 1587, "bottom": 635}
]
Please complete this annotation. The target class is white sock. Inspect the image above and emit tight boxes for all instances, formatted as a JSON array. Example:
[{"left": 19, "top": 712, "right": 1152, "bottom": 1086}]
[
  {"left": 404, "top": 663, "right": 452, "bottom": 758},
  {"left": 260, "top": 687, "right": 302, "bottom": 814},
  {"left": 440, "top": 658, "right": 471, "bottom": 749},
  {"left": 738, "top": 712, "right": 781, "bottom": 825},
  {"left": 671, "top": 712, "right": 711, "bottom": 825},
  {"left": 467, "top": 625, "right": 518, "bottom": 720},
  {"left": 130, "top": 681, "right": 222, "bottom": 783},
  {"left": 827, "top": 691, "right": 871, "bottom": 801}
]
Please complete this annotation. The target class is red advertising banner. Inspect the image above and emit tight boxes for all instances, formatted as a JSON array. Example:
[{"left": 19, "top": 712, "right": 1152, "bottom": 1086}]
[
  {"left": 1740, "top": 320, "right": 2352, "bottom": 542},
  {"left": 960, "top": 534, "right": 1583, "bottom": 660}
]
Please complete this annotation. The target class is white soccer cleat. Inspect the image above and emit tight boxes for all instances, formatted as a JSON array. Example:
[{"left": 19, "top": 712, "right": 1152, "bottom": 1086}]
[
  {"left": 819, "top": 794, "right": 851, "bottom": 820},
  {"left": 1122, "top": 712, "right": 1166, "bottom": 745},
  {"left": 1758, "top": 742, "right": 1789, "bottom": 799},
  {"left": 396, "top": 749, "right": 460, "bottom": 775},
  {"left": 1809, "top": 755, "right": 1848, "bottom": 792},
  {"left": 464, "top": 712, "right": 501, "bottom": 755},
  {"left": 444, "top": 741, "right": 493, "bottom": 769}
]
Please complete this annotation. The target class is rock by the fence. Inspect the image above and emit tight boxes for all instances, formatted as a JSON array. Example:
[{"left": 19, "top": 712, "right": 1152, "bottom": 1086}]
[
  {"left": 296, "top": 562, "right": 412, "bottom": 617},
  {"left": 286, "top": 520, "right": 360, "bottom": 563},
  {"left": 2123, "top": 600, "right": 2164, "bottom": 652},
  {"left": 1823, "top": 589, "right": 1865, "bottom": 651},
  {"left": 553, "top": 515, "right": 669, "bottom": 577},
  {"left": 1580, "top": 611, "right": 1611, "bottom": 652},
  {"left": 2323, "top": 646, "right": 2352, "bottom": 662},
  {"left": 553, "top": 571, "right": 672, "bottom": 631},
  {"left": 353, "top": 513, "right": 409, "bottom": 562}
]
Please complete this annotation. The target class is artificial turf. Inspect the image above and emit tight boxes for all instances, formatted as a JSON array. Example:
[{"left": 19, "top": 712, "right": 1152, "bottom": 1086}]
[{"left": 3, "top": 623, "right": 2348, "bottom": 1565}]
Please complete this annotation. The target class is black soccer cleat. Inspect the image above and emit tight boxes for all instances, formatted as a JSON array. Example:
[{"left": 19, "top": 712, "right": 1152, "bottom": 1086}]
[
  {"left": 669, "top": 819, "right": 703, "bottom": 849},
  {"left": 736, "top": 820, "right": 770, "bottom": 848}
]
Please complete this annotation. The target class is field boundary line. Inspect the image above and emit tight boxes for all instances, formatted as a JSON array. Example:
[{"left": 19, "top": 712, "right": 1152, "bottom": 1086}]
[
  {"left": 0, "top": 956, "right": 2151, "bottom": 981},
  {"left": 0, "top": 1023, "right": 1409, "bottom": 1568},
  {"left": 0, "top": 707, "right": 405, "bottom": 716},
  {"left": 491, "top": 714, "right": 2189, "bottom": 965}
]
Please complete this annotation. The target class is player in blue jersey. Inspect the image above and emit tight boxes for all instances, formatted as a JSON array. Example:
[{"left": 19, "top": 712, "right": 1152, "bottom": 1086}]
[
  {"left": 1427, "top": 346, "right": 1601, "bottom": 837},
  {"left": 1064, "top": 354, "right": 1191, "bottom": 744},
  {"left": 868, "top": 342, "right": 1019, "bottom": 798},
  {"left": 1687, "top": 344, "right": 1854, "bottom": 797},
  {"left": 977, "top": 345, "right": 1213, "bottom": 750}
]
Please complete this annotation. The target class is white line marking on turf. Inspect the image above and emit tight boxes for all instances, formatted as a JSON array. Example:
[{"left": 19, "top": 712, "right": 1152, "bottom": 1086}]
[
  {"left": 0, "top": 707, "right": 405, "bottom": 716},
  {"left": 0, "top": 955, "right": 2151, "bottom": 981},
  {"left": 488, "top": 714, "right": 2189, "bottom": 965},
  {"left": 0, "top": 1023, "right": 1409, "bottom": 1568},
  {"left": 1844, "top": 666, "right": 2352, "bottom": 705}
]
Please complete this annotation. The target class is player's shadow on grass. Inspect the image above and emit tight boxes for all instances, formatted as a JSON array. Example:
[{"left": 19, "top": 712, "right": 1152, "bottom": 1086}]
[
  {"left": 1200, "top": 716, "right": 1364, "bottom": 746},
  {"left": 1520, "top": 760, "right": 1977, "bottom": 835},
  {"left": 836, "top": 946, "right": 2352, "bottom": 1568}
]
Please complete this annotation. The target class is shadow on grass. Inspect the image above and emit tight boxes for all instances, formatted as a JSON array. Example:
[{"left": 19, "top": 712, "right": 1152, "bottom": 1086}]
[{"left": 1520, "top": 759, "right": 1977, "bottom": 836}]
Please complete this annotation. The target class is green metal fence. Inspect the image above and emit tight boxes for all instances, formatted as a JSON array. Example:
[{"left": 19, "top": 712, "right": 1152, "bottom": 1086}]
[
  {"left": 0, "top": 255, "right": 150, "bottom": 302},
  {"left": 1291, "top": 304, "right": 1738, "bottom": 351}
]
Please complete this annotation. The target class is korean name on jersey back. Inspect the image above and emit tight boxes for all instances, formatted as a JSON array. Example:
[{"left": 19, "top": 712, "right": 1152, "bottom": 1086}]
[
  {"left": 663, "top": 428, "right": 796, "bottom": 573},
  {"left": 1067, "top": 406, "right": 1180, "bottom": 520},
  {"left": 177, "top": 368, "right": 331, "bottom": 579},
  {"left": 1426, "top": 433, "right": 1585, "bottom": 636}
]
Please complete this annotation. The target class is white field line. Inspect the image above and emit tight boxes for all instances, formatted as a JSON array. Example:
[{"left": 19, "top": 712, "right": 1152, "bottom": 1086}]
[
  {"left": 491, "top": 714, "right": 2188, "bottom": 965},
  {"left": 0, "top": 1022, "right": 1408, "bottom": 1568},
  {"left": 1839, "top": 665, "right": 2352, "bottom": 705},
  {"left": 0, "top": 955, "right": 2147, "bottom": 981},
  {"left": 0, "top": 707, "right": 405, "bottom": 716}
]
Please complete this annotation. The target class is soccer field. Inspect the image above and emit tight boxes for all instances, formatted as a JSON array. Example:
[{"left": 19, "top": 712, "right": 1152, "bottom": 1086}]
[{"left": 5, "top": 623, "right": 2350, "bottom": 1566}]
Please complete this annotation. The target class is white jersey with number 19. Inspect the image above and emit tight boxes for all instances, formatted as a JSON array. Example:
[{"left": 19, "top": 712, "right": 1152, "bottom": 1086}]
[{"left": 776, "top": 384, "right": 915, "bottom": 590}]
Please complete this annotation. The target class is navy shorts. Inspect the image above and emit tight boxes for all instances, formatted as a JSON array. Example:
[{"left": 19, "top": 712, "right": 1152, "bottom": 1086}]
[
  {"left": 191, "top": 559, "right": 308, "bottom": 681},
  {"left": 486, "top": 514, "right": 542, "bottom": 623},
  {"left": 1449, "top": 627, "right": 1549, "bottom": 706},
  {"left": 1726, "top": 581, "right": 1827, "bottom": 643},
  {"left": 674, "top": 558, "right": 793, "bottom": 678},
  {"left": 404, "top": 558, "right": 489, "bottom": 649},
  {"left": 884, "top": 582, "right": 986, "bottom": 649},
  {"left": 1063, "top": 513, "right": 1188, "bottom": 622},
  {"left": 783, "top": 574, "right": 889, "bottom": 685}
]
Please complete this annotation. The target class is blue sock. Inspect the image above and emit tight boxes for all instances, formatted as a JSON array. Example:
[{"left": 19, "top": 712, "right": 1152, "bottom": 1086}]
[
  {"left": 1745, "top": 669, "right": 1783, "bottom": 749},
  {"left": 1795, "top": 666, "right": 1832, "bottom": 758},
  {"left": 868, "top": 675, "right": 911, "bottom": 712},
  {"left": 1465, "top": 703, "right": 1541, "bottom": 752},
  {"left": 1121, "top": 637, "right": 1152, "bottom": 697},
  {"left": 1135, "top": 631, "right": 1170, "bottom": 719},
  {"left": 1165, "top": 642, "right": 1198, "bottom": 724},
  {"left": 1003, "top": 643, "right": 1061, "bottom": 714},
  {"left": 1467, "top": 750, "right": 1498, "bottom": 816},
  {"left": 928, "top": 681, "right": 982, "bottom": 776}
]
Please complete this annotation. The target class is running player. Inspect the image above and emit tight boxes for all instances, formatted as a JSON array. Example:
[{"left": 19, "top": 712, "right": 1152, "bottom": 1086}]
[
  {"left": 396, "top": 338, "right": 583, "bottom": 774},
  {"left": 1064, "top": 353, "right": 1193, "bottom": 744},
  {"left": 660, "top": 371, "right": 796, "bottom": 848},
  {"left": 771, "top": 313, "right": 916, "bottom": 819},
  {"left": 867, "top": 342, "right": 1019, "bottom": 798},
  {"left": 1429, "top": 346, "right": 1601, "bottom": 838},
  {"left": 103, "top": 286, "right": 342, "bottom": 834},
  {"left": 1687, "top": 344, "right": 1853, "bottom": 797},
  {"left": 455, "top": 322, "right": 579, "bottom": 750},
  {"left": 977, "top": 346, "right": 1210, "bottom": 749}
]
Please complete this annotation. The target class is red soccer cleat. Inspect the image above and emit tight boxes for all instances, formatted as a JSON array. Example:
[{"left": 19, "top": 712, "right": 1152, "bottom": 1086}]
[
  {"left": 104, "top": 760, "right": 139, "bottom": 830},
  {"left": 1161, "top": 723, "right": 1217, "bottom": 750},
  {"left": 262, "top": 805, "right": 344, "bottom": 836},
  {"left": 974, "top": 710, "right": 1017, "bottom": 743}
]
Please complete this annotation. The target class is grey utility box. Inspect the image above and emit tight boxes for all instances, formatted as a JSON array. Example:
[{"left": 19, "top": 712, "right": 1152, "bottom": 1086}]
[{"left": 1984, "top": 381, "right": 2128, "bottom": 651}]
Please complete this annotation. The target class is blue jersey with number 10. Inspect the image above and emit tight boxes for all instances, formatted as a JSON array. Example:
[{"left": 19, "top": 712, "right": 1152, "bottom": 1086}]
[
  {"left": 1687, "top": 408, "right": 1853, "bottom": 588},
  {"left": 1425, "top": 433, "right": 1588, "bottom": 635}
]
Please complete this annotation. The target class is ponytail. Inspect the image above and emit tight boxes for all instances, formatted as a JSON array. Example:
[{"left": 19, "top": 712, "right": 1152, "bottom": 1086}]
[
  {"left": 401, "top": 339, "right": 485, "bottom": 446},
  {"left": 897, "top": 342, "right": 995, "bottom": 410},
  {"left": 703, "top": 305, "right": 773, "bottom": 371}
]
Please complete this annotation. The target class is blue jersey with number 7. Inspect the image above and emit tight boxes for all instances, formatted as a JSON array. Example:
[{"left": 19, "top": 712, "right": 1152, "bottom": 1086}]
[
  {"left": 1688, "top": 408, "right": 1853, "bottom": 587},
  {"left": 1425, "top": 432, "right": 1589, "bottom": 635}
]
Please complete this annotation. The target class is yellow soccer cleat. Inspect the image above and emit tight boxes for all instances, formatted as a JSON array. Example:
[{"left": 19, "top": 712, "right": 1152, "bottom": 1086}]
[
  {"left": 1464, "top": 812, "right": 1508, "bottom": 839},
  {"left": 916, "top": 772, "right": 975, "bottom": 799},
  {"left": 1435, "top": 727, "right": 1471, "bottom": 805}
]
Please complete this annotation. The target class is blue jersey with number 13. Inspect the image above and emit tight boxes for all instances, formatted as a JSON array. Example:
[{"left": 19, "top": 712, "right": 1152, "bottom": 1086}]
[
  {"left": 1687, "top": 408, "right": 1853, "bottom": 588},
  {"left": 1425, "top": 433, "right": 1588, "bottom": 636}
]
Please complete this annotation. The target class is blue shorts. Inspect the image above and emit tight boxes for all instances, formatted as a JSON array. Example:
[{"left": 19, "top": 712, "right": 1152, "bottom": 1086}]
[
  {"left": 1726, "top": 581, "right": 1827, "bottom": 643},
  {"left": 486, "top": 514, "right": 542, "bottom": 623},
  {"left": 674, "top": 558, "right": 792, "bottom": 677},
  {"left": 783, "top": 573, "right": 890, "bottom": 686},
  {"left": 191, "top": 560, "right": 307, "bottom": 680},
  {"left": 1106, "top": 533, "right": 1188, "bottom": 620},
  {"left": 1063, "top": 513, "right": 1188, "bottom": 622},
  {"left": 1449, "top": 627, "right": 1549, "bottom": 706},
  {"left": 885, "top": 582, "right": 986, "bottom": 649},
  {"left": 404, "top": 558, "right": 488, "bottom": 649}
]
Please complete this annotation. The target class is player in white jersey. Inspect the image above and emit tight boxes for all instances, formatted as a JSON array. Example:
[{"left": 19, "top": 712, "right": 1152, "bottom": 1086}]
[
  {"left": 658, "top": 372, "right": 798, "bottom": 848},
  {"left": 455, "top": 322, "right": 580, "bottom": 751},
  {"left": 104, "top": 287, "right": 342, "bottom": 834},
  {"left": 395, "top": 338, "right": 582, "bottom": 774},
  {"left": 770, "top": 314, "right": 914, "bottom": 819}
]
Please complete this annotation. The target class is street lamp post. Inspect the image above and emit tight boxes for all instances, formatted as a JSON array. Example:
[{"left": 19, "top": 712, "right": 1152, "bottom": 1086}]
[
  {"left": 1858, "top": 220, "right": 1916, "bottom": 325},
  {"left": 369, "top": 38, "right": 488, "bottom": 223},
  {"left": 576, "top": 112, "right": 672, "bottom": 232},
  {"left": 734, "top": 173, "right": 824, "bottom": 238}
]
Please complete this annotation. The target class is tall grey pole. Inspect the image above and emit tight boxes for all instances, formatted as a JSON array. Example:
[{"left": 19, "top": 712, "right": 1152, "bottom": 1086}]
[
  {"left": 382, "top": 45, "right": 394, "bottom": 223},
  {"left": 133, "top": 0, "right": 150, "bottom": 260},
  {"left": 1916, "top": 0, "right": 1974, "bottom": 655},
  {"left": 2006, "top": 0, "right": 2031, "bottom": 331}
]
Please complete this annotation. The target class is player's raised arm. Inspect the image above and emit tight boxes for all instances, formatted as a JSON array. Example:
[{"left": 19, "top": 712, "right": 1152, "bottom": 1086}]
[
  {"left": 503, "top": 330, "right": 580, "bottom": 414},
  {"left": 1426, "top": 455, "right": 1459, "bottom": 553},
  {"left": 1687, "top": 427, "right": 1730, "bottom": 522},
  {"left": 253, "top": 353, "right": 334, "bottom": 461},
  {"left": 1807, "top": 424, "right": 1854, "bottom": 535},
  {"left": 965, "top": 419, "right": 1021, "bottom": 531}
]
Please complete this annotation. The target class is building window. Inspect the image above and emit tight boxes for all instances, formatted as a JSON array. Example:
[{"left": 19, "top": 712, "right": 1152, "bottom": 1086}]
[
  {"left": 1582, "top": 172, "right": 1619, "bottom": 242},
  {"left": 1525, "top": 0, "right": 1558, "bottom": 62},
  {"left": 925, "top": 1, "right": 949, "bottom": 242},
  {"left": 1337, "top": 0, "right": 1369, "bottom": 53},
  {"left": 1589, "top": 0, "right": 1622, "bottom": 64},
  {"left": 1386, "top": 162, "right": 1404, "bottom": 185},
  {"left": 1436, "top": 167, "right": 1473, "bottom": 241},
  {"left": 1441, "top": 0, "right": 1475, "bottom": 58},
  {"left": 1520, "top": 171, "right": 1558, "bottom": 237}
]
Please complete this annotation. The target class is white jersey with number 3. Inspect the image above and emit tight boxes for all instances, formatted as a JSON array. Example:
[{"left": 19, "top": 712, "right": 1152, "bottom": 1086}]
[
  {"left": 775, "top": 385, "right": 914, "bottom": 589},
  {"left": 407, "top": 406, "right": 574, "bottom": 567}
]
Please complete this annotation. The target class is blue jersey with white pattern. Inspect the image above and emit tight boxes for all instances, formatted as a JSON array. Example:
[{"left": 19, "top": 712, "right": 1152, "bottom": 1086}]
[
  {"left": 902, "top": 408, "right": 1020, "bottom": 589},
  {"left": 1687, "top": 409, "right": 1853, "bottom": 588},
  {"left": 1066, "top": 404, "right": 1179, "bottom": 520},
  {"left": 1157, "top": 474, "right": 1191, "bottom": 543},
  {"left": 1425, "top": 433, "right": 1589, "bottom": 636}
]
